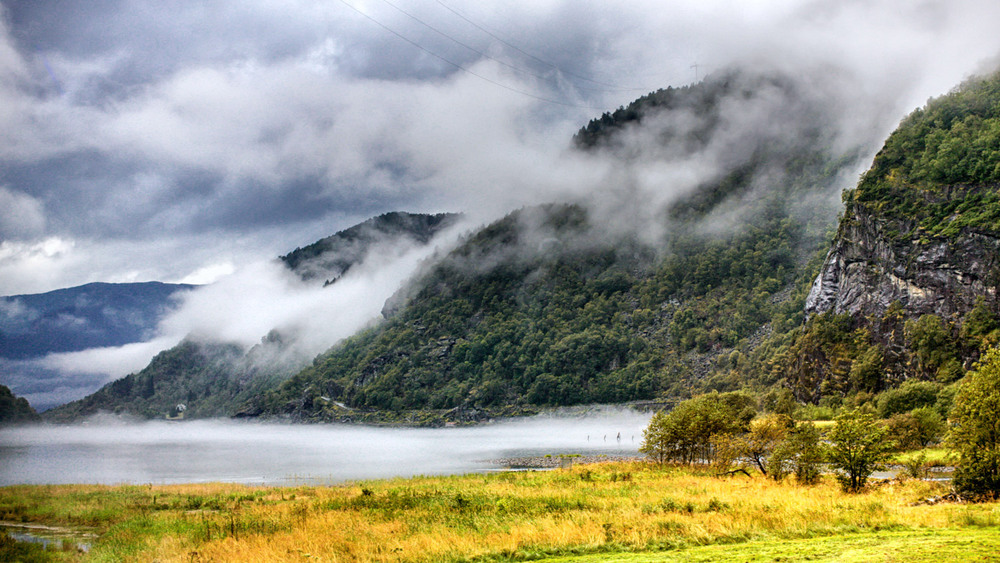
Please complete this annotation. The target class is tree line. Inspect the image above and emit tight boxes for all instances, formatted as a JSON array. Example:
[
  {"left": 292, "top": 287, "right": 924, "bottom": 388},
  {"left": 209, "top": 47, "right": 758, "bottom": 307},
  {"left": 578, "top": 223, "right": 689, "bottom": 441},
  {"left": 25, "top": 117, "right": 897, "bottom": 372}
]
[{"left": 641, "top": 345, "right": 1000, "bottom": 498}]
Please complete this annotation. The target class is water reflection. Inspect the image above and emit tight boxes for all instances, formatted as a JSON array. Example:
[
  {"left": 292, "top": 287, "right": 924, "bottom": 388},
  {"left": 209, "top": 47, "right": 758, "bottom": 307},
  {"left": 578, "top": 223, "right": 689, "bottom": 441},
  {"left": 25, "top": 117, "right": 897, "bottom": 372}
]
[
  {"left": 1, "top": 524, "right": 93, "bottom": 553},
  {"left": 0, "top": 409, "right": 651, "bottom": 485}
]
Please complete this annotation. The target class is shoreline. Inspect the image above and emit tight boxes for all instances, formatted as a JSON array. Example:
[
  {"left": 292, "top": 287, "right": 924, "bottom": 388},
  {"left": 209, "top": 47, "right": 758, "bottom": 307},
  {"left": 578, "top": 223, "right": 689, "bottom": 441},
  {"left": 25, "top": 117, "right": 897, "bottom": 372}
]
[{"left": 489, "top": 452, "right": 645, "bottom": 469}]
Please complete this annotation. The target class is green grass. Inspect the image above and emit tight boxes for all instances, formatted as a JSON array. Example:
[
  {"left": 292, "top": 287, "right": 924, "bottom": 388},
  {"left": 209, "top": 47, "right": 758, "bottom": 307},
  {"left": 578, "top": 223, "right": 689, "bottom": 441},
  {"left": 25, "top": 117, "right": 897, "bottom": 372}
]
[
  {"left": 892, "top": 447, "right": 956, "bottom": 466},
  {"left": 541, "top": 528, "right": 1000, "bottom": 562}
]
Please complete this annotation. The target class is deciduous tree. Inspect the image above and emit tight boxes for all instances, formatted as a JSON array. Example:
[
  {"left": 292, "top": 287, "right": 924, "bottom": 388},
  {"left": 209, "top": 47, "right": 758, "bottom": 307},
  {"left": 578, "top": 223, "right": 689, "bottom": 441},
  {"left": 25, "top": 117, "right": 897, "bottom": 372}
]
[
  {"left": 827, "top": 409, "right": 895, "bottom": 492},
  {"left": 950, "top": 347, "right": 1000, "bottom": 499}
]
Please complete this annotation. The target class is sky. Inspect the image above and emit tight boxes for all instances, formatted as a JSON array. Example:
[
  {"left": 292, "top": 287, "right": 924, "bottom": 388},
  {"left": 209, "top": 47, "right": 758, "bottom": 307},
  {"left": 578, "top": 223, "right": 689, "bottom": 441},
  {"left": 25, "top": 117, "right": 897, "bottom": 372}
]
[
  {"left": 2, "top": 0, "right": 1000, "bottom": 297},
  {"left": 3, "top": 0, "right": 1000, "bottom": 409}
]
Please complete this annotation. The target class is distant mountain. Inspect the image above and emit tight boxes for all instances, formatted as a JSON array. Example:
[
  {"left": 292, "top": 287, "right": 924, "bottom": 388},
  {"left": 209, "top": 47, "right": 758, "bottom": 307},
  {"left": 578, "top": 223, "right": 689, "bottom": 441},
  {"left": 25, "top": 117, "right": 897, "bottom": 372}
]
[
  {"left": 44, "top": 212, "right": 461, "bottom": 420},
  {"left": 0, "top": 281, "right": 195, "bottom": 360}
]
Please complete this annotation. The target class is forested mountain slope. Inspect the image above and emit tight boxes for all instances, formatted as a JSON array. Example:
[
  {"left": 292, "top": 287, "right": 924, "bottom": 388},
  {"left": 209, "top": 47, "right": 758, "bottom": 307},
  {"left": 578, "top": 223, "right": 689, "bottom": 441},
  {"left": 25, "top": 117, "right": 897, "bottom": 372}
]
[
  {"left": 43, "top": 337, "right": 281, "bottom": 421},
  {"left": 44, "top": 213, "right": 458, "bottom": 421},
  {"left": 57, "top": 66, "right": 1000, "bottom": 424},
  {"left": 778, "top": 70, "right": 1000, "bottom": 404},
  {"left": 244, "top": 69, "right": 869, "bottom": 422}
]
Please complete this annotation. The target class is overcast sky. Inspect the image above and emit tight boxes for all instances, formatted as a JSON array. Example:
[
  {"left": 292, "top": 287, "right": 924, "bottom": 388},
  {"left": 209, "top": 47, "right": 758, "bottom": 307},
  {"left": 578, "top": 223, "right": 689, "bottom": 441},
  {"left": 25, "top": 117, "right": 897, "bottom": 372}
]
[{"left": 2, "top": 0, "right": 1000, "bottom": 296}]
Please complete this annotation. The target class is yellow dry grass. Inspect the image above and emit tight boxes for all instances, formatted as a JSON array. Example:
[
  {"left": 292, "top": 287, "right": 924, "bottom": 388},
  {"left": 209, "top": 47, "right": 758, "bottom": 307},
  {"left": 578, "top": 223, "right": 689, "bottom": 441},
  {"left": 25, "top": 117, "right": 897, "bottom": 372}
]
[{"left": 3, "top": 462, "right": 997, "bottom": 562}]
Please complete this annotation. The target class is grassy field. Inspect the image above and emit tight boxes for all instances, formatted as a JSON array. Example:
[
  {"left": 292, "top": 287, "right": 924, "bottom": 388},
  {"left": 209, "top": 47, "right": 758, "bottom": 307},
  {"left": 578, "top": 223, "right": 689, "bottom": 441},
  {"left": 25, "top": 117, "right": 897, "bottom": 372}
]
[
  {"left": 544, "top": 528, "right": 1000, "bottom": 562},
  {"left": 892, "top": 447, "right": 957, "bottom": 466},
  {"left": 1, "top": 462, "right": 998, "bottom": 562}
]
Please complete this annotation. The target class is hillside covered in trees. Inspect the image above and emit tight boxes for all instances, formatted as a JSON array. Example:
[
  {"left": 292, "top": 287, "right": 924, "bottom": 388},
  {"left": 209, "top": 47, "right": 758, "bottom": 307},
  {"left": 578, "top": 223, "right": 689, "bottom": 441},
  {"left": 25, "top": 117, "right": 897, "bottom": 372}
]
[
  {"left": 776, "top": 70, "right": 1000, "bottom": 410},
  {"left": 48, "top": 68, "right": 1000, "bottom": 424},
  {"left": 242, "top": 69, "right": 869, "bottom": 421},
  {"left": 43, "top": 212, "right": 459, "bottom": 421},
  {"left": 0, "top": 384, "right": 39, "bottom": 425}
]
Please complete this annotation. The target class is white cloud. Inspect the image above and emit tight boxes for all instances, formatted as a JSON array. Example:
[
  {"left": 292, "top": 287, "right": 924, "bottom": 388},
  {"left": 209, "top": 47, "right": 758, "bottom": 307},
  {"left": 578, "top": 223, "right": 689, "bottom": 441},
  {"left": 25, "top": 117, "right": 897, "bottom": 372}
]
[
  {"left": 37, "top": 337, "right": 179, "bottom": 381},
  {"left": 0, "top": 186, "right": 46, "bottom": 237},
  {"left": 158, "top": 219, "right": 466, "bottom": 357},
  {"left": 176, "top": 262, "right": 235, "bottom": 285},
  {"left": 0, "top": 237, "right": 77, "bottom": 295}
]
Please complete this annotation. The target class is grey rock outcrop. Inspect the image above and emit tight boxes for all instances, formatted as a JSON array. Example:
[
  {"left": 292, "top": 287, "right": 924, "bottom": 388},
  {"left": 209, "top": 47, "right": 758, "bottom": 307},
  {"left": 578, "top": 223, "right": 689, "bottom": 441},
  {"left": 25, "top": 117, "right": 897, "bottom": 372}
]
[{"left": 805, "top": 200, "right": 1000, "bottom": 319}]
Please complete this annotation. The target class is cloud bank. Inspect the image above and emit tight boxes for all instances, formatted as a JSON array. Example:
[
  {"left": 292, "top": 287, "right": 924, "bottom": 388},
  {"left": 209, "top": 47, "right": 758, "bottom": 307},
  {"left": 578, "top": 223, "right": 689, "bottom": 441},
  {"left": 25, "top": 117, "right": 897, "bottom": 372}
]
[
  {"left": 2, "top": 0, "right": 1000, "bottom": 407},
  {"left": 1, "top": 0, "right": 998, "bottom": 295}
]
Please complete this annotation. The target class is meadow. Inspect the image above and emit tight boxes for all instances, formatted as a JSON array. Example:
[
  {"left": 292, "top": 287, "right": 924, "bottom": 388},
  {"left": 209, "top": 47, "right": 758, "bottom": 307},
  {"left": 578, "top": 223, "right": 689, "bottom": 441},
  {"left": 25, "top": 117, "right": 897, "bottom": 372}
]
[{"left": 2, "top": 460, "right": 998, "bottom": 562}]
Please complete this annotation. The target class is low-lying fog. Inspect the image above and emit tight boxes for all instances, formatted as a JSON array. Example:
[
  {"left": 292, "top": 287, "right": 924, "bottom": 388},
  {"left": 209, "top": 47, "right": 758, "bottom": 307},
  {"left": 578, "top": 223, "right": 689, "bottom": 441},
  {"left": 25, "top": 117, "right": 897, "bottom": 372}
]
[{"left": 0, "top": 409, "right": 651, "bottom": 486}]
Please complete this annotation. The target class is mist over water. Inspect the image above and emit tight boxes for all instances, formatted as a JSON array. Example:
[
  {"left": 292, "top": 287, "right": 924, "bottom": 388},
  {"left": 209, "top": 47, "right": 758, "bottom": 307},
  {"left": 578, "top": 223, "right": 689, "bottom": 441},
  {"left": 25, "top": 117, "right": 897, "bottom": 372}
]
[{"left": 0, "top": 410, "right": 651, "bottom": 486}]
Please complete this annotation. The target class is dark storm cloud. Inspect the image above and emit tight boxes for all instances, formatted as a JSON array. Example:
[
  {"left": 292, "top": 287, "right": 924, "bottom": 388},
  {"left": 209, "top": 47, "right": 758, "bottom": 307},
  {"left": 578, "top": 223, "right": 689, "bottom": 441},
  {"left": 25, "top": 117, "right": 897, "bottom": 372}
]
[
  {"left": 6, "top": 0, "right": 325, "bottom": 88},
  {"left": 0, "top": 0, "right": 999, "bottom": 298}
]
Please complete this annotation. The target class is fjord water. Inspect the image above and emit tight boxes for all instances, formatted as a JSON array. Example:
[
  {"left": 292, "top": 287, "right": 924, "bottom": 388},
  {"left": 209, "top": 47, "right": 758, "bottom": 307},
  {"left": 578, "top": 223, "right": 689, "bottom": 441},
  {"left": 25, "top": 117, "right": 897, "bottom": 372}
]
[{"left": 0, "top": 410, "right": 650, "bottom": 485}]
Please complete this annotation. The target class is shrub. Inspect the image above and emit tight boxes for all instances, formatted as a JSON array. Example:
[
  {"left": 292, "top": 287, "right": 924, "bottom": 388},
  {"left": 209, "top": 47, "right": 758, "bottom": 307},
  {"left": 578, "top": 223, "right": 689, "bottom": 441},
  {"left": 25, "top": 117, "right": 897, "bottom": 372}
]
[
  {"left": 884, "top": 406, "right": 945, "bottom": 450},
  {"left": 640, "top": 392, "right": 756, "bottom": 465},
  {"left": 950, "top": 347, "right": 1000, "bottom": 500},
  {"left": 827, "top": 409, "right": 895, "bottom": 492},
  {"left": 876, "top": 380, "right": 942, "bottom": 418}
]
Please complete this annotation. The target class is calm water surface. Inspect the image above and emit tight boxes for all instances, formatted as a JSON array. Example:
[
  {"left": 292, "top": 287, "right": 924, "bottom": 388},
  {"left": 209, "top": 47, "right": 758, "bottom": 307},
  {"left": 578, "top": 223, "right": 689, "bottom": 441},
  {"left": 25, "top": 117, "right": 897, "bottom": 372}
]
[{"left": 0, "top": 410, "right": 650, "bottom": 485}]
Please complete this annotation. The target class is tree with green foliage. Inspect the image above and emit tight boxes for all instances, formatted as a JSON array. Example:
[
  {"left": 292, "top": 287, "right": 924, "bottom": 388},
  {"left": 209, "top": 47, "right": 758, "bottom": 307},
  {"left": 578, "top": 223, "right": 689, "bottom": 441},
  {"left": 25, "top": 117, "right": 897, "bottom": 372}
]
[
  {"left": 640, "top": 392, "right": 756, "bottom": 465},
  {"left": 949, "top": 347, "right": 1000, "bottom": 500},
  {"left": 738, "top": 414, "right": 793, "bottom": 478},
  {"left": 784, "top": 421, "right": 825, "bottom": 485},
  {"left": 640, "top": 410, "right": 675, "bottom": 464},
  {"left": 827, "top": 409, "right": 895, "bottom": 492},
  {"left": 876, "top": 380, "right": 942, "bottom": 418},
  {"left": 885, "top": 407, "right": 945, "bottom": 450},
  {"left": 960, "top": 298, "right": 1000, "bottom": 351},
  {"left": 905, "top": 314, "right": 961, "bottom": 382}
]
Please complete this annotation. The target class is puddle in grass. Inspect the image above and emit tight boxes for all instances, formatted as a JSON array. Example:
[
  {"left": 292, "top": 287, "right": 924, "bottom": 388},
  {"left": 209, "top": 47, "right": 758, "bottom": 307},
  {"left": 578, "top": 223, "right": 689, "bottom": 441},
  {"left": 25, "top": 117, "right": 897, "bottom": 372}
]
[{"left": 1, "top": 522, "right": 95, "bottom": 554}]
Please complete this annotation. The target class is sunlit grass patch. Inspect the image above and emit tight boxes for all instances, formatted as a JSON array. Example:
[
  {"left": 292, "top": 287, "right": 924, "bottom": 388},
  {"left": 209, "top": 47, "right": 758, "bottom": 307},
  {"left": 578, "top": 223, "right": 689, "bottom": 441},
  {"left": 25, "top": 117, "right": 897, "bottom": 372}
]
[
  {"left": 892, "top": 447, "right": 956, "bottom": 466},
  {"left": 540, "top": 527, "right": 1000, "bottom": 562}
]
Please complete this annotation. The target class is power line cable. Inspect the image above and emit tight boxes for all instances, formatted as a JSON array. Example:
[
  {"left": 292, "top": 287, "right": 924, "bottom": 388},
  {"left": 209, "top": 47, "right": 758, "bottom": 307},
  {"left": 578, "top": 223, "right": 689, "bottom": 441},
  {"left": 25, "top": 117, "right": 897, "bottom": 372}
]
[
  {"left": 380, "top": 0, "right": 647, "bottom": 94},
  {"left": 432, "top": 0, "right": 659, "bottom": 92},
  {"left": 377, "top": 0, "right": 554, "bottom": 87},
  {"left": 335, "top": 0, "right": 604, "bottom": 110}
]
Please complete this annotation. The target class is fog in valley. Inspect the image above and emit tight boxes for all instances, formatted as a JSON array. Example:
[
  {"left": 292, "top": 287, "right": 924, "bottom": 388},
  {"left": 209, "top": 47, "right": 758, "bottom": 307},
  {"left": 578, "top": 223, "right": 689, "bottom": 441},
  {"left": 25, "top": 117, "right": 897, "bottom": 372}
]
[
  {"left": 0, "top": 409, "right": 651, "bottom": 486},
  {"left": 3, "top": 1, "right": 1000, "bottom": 487},
  {"left": 4, "top": 1, "right": 1000, "bottom": 407}
]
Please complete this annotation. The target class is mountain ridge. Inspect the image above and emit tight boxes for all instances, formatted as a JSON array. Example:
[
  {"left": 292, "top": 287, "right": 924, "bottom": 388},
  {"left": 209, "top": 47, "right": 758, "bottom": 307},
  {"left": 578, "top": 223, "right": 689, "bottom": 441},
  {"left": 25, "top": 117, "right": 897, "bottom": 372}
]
[
  {"left": 42, "top": 211, "right": 462, "bottom": 420},
  {"left": 0, "top": 281, "right": 196, "bottom": 360},
  {"left": 242, "top": 67, "right": 868, "bottom": 422},
  {"left": 43, "top": 66, "right": 1000, "bottom": 424}
]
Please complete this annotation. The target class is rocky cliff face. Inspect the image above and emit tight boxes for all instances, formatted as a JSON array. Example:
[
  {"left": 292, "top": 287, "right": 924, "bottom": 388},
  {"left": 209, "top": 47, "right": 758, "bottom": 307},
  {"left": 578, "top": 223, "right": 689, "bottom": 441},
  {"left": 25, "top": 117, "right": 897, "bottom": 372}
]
[{"left": 806, "top": 194, "right": 1000, "bottom": 320}]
